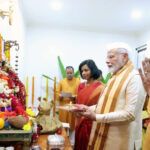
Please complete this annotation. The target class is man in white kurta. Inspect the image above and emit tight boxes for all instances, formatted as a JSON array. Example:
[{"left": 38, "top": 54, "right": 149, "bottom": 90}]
[{"left": 76, "top": 43, "right": 146, "bottom": 150}]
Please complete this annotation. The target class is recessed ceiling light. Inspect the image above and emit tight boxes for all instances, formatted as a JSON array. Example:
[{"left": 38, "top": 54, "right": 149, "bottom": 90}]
[
  {"left": 131, "top": 10, "right": 142, "bottom": 19},
  {"left": 49, "top": 1, "right": 63, "bottom": 11}
]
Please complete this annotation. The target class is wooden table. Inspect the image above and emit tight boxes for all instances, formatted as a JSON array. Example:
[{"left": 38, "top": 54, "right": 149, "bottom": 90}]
[{"left": 33, "top": 128, "right": 73, "bottom": 150}]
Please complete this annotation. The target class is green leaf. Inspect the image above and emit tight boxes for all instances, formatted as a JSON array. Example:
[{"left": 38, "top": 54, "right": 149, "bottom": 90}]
[
  {"left": 100, "top": 76, "right": 105, "bottom": 84},
  {"left": 105, "top": 73, "right": 111, "bottom": 83},
  {"left": 42, "top": 74, "right": 54, "bottom": 81},
  {"left": 100, "top": 73, "right": 111, "bottom": 84},
  {"left": 57, "top": 56, "right": 66, "bottom": 78},
  {"left": 74, "top": 70, "right": 80, "bottom": 78},
  {"left": 56, "top": 111, "right": 59, "bottom": 115},
  {"left": 42, "top": 74, "right": 58, "bottom": 83}
]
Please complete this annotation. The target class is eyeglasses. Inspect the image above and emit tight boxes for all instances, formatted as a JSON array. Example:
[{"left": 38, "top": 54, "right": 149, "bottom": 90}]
[{"left": 107, "top": 53, "right": 125, "bottom": 60}]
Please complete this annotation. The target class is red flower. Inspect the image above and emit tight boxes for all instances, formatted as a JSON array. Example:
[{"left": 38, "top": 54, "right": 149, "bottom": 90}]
[{"left": 57, "top": 129, "right": 62, "bottom": 135}]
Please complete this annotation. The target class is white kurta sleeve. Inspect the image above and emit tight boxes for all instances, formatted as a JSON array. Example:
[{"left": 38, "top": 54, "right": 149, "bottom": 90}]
[
  {"left": 89, "top": 105, "right": 96, "bottom": 111},
  {"left": 96, "top": 74, "right": 146, "bottom": 123}
]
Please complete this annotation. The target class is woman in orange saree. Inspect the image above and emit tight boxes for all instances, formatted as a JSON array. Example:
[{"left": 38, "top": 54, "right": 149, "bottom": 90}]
[{"left": 74, "top": 59, "right": 104, "bottom": 150}]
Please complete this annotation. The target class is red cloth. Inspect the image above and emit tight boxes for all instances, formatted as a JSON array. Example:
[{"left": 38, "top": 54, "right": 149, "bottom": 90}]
[
  {"left": 10, "top": 94, "right": 28, "bottom": 119},
  {"left": 75, "top": 81, "right": 102, "bottom": 150}
]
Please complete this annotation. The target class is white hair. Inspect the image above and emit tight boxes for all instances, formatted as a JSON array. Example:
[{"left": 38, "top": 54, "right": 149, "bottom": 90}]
[{"left": 106, "top": 42, "right": 132, "bottom": 59}]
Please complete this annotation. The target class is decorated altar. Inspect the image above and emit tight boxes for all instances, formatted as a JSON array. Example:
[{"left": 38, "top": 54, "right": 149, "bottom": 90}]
[
  {"left": 0, "top": 34, "right": 33, "bottom": 149},
  {"left": 0, "top": 33, "right": 69, "bottom": 149}
]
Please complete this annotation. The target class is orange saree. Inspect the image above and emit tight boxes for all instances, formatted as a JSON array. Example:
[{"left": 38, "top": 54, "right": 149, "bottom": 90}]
[{"left": 74, "top": 81, "right": 104, "bottom": 150}]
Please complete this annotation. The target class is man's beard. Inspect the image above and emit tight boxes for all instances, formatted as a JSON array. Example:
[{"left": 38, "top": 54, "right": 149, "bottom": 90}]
[{"left": 108, "top": 56, "right": 124, "bottom": 74}]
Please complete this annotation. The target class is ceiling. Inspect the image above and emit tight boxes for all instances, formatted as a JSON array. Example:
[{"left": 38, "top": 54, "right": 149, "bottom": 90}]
[{"left": 19, "top": 0, "right": 150, "bottom": 34}]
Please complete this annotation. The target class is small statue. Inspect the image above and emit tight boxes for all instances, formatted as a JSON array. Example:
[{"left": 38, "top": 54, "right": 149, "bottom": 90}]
[{"left": 36, "top": 100, "right": 62, "bottom": 134}]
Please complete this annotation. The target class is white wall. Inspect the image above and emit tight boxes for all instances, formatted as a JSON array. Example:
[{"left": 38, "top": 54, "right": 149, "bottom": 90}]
[
  {"left": 0, "top": 1, "right": 139, "bottom": 109},
  {"left": 0, "top": 0, "right": 149, "bottom": 110},
  {"left": 137, "top": 30, "right": 150, "bottom": 45},
  {"left": 0, "top": 0, "right": 26, "bottom": 81},
  {"left": 24, "top": 26, "right": 138, "bottom": 107}
]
